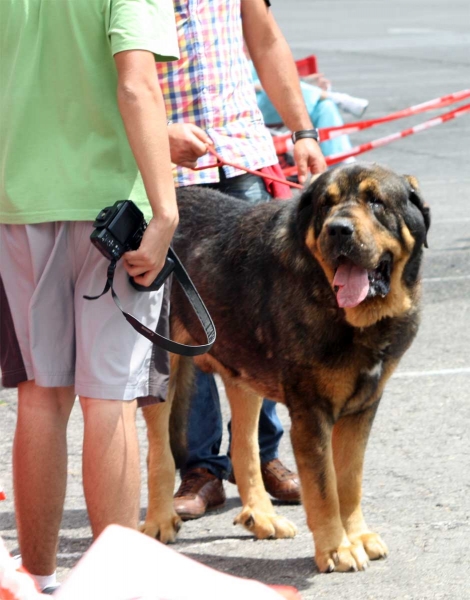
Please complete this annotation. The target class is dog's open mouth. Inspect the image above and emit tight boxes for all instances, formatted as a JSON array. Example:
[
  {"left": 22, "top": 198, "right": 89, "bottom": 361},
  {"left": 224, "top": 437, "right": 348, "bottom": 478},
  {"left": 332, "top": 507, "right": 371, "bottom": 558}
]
[{"left": 333, "top": 254, "right": 392, "bottom": 308}]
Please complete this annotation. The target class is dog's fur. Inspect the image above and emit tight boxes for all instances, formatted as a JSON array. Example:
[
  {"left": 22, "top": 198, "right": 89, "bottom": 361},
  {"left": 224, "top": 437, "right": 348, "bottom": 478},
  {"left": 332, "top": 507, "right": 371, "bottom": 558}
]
[{"left": 141, "top": 162, "right": 430, "bottom": 573}]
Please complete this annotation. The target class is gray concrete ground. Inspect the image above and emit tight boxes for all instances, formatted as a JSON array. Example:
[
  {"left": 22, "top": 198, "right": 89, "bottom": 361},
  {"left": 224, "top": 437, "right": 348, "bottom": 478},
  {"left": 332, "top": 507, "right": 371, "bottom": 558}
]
[{"left": 1, "top": 0, "right": 469, "bottom": 598}]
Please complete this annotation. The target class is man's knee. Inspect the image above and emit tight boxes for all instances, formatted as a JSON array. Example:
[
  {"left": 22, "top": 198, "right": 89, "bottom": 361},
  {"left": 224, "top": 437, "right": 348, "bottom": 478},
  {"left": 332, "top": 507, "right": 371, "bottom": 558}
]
[
  {"left": 17, "top": 381, "right": 75, "bottom": 420},
  {"left": 79, "top": 397, "right": 137, "bottom": 428}
]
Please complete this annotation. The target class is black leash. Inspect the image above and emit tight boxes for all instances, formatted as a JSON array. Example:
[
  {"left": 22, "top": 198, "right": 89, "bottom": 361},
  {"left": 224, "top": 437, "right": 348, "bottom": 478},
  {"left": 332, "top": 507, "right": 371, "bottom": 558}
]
[{"left": 84, "top": 247, "right": 215, "bottom": 357}]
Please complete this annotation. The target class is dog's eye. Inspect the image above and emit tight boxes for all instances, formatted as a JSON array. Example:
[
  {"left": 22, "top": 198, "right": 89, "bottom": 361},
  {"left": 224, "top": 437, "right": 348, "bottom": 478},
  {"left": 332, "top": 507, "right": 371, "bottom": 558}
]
[{"left": 368, "top": 197, "right": 384, "bottom": 209}]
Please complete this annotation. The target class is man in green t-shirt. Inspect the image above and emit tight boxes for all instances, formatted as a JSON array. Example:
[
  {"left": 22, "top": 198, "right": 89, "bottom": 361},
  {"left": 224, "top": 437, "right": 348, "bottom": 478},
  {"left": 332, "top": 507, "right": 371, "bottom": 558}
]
[{"left": 0, "top": 0, "right": 182, "bottom": 593}]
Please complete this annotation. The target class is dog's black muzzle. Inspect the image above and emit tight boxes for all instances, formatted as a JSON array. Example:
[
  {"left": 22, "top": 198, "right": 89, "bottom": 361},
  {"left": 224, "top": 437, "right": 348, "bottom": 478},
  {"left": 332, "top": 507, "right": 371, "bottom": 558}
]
[{"left": 325, "top": 217, "right": 357, "bottom": 262}]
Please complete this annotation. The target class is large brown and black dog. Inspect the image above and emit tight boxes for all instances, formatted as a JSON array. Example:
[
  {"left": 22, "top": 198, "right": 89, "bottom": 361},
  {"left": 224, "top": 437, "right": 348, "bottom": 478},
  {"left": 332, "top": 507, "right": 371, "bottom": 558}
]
[{"left": 141, "top": 162, "right": 430, "bottom": 573}]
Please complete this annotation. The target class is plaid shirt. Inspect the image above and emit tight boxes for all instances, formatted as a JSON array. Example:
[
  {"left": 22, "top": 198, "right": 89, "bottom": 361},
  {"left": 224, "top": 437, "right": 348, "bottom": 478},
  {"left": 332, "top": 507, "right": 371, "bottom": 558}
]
[{"left": 156, "top": 0, "right": 278, "bottom": 187}]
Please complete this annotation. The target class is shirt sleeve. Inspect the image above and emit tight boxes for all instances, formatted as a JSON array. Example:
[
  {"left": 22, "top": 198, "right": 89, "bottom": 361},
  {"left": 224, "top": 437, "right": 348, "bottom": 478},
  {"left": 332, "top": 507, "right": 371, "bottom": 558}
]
[{"left": 109, "top": 0, "right": 179, "bottom": 62}]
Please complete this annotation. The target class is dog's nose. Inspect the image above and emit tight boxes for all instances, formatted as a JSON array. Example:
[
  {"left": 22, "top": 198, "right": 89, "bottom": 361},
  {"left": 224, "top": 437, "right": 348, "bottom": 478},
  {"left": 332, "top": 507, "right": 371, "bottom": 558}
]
[{"left": 327, "top": 219, "right": 354, "bottom": 238}]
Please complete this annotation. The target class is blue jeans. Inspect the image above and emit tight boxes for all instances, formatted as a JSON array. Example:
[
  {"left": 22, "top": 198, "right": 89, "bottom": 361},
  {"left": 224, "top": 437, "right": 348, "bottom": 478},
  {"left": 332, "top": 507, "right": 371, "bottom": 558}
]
[{"left": 181, "top": 171, "right": 284, "bottom": 480}]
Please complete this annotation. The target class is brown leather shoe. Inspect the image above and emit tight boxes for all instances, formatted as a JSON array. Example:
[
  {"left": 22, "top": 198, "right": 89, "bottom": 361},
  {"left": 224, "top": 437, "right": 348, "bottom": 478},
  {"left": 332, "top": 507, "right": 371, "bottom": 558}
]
[
  {"left": 228, "top": 458, "right": 301, "bottom": 504},
  {"left": 261, "top": 459, "right": 301, "bottom": 503},
  {"left": 174, "top": 468, "right": 226, "bottom": 520}
]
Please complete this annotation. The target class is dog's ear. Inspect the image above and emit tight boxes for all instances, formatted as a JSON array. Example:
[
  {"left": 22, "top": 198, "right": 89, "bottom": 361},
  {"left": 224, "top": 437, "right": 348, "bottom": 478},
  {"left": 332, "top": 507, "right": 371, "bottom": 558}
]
[
  {"left": 404, "top": 175, "right": 431, "bottom": 248},
  {"left": 296, "top": 175, "right": 323, "bottom": 235}
]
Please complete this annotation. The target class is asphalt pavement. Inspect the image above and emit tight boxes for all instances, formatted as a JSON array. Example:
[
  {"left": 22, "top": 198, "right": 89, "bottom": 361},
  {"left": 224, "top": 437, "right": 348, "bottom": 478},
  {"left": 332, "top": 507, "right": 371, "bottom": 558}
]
[{"left": 1, "top": 1, "right": 469, "bottom": 598}]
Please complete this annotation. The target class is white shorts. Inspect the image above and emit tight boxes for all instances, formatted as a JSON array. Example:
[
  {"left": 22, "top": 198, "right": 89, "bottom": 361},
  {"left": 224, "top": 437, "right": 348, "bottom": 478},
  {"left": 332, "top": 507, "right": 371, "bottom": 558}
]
[{"left": 0, "top": 222, "right": 169, "bottom": 403}]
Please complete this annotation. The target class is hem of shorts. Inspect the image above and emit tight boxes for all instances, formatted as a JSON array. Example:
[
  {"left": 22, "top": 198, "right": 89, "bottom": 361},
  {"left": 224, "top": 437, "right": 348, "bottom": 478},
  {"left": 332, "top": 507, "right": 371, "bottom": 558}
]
[
  {"left": 0, "top": 369, "right": 75, "bottom": 388},
  {"left": 137, "top": 385, "right": 168, "bottom": 408},
  {"left": 75, "top": 380, "right": 167, "bottom": 403},
  {"left": 34, "top": 373, "right": 75, "bottom": 387},
  {"left": 0, "top": 368, "right": 28, "bottom": 388}
]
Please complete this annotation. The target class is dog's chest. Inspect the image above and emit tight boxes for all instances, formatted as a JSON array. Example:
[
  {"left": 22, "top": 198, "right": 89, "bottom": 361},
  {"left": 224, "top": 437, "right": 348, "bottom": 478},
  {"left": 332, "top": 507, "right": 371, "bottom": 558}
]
[
  {"left": 334, "top": 357, "right": 385, "bottom": 417},
  {"left": 332, "top": 323, "right": 402, "bottom": 417}
]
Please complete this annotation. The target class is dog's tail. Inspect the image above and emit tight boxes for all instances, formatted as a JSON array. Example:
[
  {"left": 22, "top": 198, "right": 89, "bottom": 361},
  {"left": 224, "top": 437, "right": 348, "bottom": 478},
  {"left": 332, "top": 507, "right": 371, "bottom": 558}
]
[{"left": 168, "top": 354, "right": 196, "bottom": 468}]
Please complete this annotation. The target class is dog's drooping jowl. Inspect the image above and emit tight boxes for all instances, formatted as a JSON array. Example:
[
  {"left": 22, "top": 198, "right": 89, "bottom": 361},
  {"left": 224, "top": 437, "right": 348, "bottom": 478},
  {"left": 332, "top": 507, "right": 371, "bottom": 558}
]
[{"left": 141, "top": 162, "right": 430, "bottom": 573}]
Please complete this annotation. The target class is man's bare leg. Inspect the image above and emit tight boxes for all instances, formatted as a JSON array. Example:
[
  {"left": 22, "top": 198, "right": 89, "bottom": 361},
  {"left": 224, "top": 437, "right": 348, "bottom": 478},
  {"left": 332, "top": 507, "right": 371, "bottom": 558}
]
[
  {"left": 14, "top": 381, "right": 76, "bottom": 576},
  {"left": 80, "top": 398, "right": 140, "bottom": 538}
]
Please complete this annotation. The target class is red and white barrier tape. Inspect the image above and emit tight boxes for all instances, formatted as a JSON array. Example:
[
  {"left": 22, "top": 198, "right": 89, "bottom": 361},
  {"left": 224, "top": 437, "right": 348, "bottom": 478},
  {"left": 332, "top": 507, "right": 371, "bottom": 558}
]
[
  {"left": 325, "top": 102, "right": 470, "bottom": 166},
  {"left": 322, "top": 89, "right": 470, "bottom": 140},
  {"left": 273, "top": 89, "right": 470, "bottom": 153}
]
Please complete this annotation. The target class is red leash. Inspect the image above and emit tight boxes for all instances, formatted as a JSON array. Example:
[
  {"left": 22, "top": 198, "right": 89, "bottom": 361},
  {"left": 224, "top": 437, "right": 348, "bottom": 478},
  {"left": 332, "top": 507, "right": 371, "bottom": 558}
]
[
  {"left": 189, "top": 90, "right": 470, "bottom": 186},
  {"left": 192, "top": 145, "right": 304, "bottom": 190}
]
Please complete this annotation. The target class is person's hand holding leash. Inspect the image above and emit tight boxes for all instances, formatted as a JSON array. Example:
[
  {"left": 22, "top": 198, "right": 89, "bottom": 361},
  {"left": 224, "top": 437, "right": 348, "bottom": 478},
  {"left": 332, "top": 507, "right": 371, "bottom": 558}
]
[
  {"left": 294, "top": 137, "right": 327, "bottom": 184},
  {"left": 168, "top": 123, "right": 213, "bottom": 168}
]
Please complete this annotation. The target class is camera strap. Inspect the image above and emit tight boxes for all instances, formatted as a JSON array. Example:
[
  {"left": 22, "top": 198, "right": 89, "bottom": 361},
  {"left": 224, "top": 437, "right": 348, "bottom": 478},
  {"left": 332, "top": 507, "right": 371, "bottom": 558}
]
[{"left": 84, "top": 248, "right": 216, "bottom": 357}]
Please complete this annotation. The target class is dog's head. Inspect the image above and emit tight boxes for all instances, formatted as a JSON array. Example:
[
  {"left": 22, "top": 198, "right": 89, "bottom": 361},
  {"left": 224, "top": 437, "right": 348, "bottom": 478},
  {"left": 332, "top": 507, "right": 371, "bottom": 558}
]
[{"left": 297, "top": 162, "right": 430, "bottom": 328}]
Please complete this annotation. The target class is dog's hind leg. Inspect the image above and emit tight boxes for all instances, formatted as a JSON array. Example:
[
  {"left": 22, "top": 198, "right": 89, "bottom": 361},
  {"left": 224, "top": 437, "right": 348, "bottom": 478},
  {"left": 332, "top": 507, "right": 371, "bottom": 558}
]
[
  {"left": 140, "top": 355, "right": 190, "bottom": 543},
  {"left": 333, "top": 403, "right": 388, "bottom": 562},
  {"left": 224, "top": 380, "right": 297, "bottom": 540}
]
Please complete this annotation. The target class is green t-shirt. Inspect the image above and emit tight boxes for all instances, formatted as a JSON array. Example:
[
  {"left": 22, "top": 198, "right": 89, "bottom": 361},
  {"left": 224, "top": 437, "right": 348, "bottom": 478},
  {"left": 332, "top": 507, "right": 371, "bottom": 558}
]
[{"left": 0, "top": 0, "right": 179, "bottom": 224}]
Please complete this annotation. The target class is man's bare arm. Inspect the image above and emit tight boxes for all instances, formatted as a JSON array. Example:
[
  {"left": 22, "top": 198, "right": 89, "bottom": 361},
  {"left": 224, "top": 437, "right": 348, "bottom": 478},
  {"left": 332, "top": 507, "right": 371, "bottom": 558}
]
[
  {"left": 242, "top": 0, "right": 327, "bottom": 180},
  {"left": 114, "top": 50, "right": 178, "bottom": 286}
]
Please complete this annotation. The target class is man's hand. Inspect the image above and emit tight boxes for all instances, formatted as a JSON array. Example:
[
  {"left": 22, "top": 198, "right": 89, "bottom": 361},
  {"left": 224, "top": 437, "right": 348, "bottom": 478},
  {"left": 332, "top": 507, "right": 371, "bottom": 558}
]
[
  {"left": 123, "top": 213, "right": 178, "bottom": 287},
  {"left": 293, "top": 138, "right": 327, "bottom": 184},
  {"left": 168, "top": 123, "right": 212, "bottom": 168}
]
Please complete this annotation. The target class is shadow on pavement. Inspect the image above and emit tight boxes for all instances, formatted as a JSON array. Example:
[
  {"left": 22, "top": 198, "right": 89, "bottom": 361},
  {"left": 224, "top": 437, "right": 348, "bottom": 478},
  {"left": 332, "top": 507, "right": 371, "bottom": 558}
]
[{"left": 183, "top": 553, "right": 317, "bottom": 590}]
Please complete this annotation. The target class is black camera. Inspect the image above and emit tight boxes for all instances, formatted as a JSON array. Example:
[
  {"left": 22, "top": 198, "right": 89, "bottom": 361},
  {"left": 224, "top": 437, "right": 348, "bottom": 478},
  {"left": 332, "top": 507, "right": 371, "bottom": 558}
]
[
  {"left": 87, "top": 201, "right": 215, "bottom": 356},
  {"left": 90, "top": 200, "right": 146, "bottom": 261},
  {"left": 90, "top": 200, "right": 175, "bottom": 291}
]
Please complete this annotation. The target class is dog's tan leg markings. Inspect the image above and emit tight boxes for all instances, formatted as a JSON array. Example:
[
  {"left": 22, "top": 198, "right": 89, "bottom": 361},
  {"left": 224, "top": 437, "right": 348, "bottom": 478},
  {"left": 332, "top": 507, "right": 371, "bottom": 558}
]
[
  {"left": 141, "top": 400, "right": 182, "bottom": 543},
  {"left": 224, "top": 380, "right": 297, "bottom": 540},
  {"left": 333, "top": 405, "right": 389, "bottom": 562},
  {"left": 290, "top": 409, "right": 367, "bottom": 573}
]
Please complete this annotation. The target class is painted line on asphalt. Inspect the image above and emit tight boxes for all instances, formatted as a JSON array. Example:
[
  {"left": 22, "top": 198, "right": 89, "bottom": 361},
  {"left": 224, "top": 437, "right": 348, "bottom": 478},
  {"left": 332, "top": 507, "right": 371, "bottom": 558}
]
[
  {"left": 425, "top": 180, "right": 470, "bottom": 185},
  {"left": 387, "top": 28, "right": 439, "bottom": 35},
  {"left": 432, "top": 217, "right": 470, "bottom": 224},
  {"left": 393, "top": 367, "right": 470, "bottom": 378},
  {"left": 423, "top": 275, "right": 470, "bottom": 282}
]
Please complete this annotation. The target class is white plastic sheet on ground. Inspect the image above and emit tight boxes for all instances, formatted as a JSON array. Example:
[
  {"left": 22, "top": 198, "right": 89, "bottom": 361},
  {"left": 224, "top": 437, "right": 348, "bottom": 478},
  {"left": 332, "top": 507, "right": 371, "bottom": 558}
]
[{"left": 54, "top": 525, "right": 289, "bottom": 600}]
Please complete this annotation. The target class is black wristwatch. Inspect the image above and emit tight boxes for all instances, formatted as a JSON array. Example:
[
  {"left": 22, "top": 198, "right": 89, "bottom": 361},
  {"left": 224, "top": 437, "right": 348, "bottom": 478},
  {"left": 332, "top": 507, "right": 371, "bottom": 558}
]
[{"left": 291, "top": 128, "right": 320, "bottom": 144}]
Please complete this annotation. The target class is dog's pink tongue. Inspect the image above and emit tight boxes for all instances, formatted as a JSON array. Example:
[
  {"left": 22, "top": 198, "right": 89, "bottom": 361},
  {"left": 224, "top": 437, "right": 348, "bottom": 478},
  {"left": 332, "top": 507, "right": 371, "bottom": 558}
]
[{"left": 333, "top": 263, "right": 369, "bottom": 308}]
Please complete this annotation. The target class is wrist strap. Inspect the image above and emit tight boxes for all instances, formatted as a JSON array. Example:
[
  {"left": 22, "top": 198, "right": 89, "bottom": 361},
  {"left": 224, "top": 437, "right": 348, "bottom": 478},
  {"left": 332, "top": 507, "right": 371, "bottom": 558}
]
[{"left": 84, "top": 248, "right": 216, "bottom": 357}]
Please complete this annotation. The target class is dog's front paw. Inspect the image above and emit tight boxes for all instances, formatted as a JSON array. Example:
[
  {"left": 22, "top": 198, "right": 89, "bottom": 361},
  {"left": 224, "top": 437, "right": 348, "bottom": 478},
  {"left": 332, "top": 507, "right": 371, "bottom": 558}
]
[
  {"left": 234, "top": 507, "right": 297, "bottom": 539},
  {"left": 354, "top": 532, "right": 388, "bottom": 561},
  {"left": 315, "top": 541, "right": 370, "bottom": 573},
  {"left": 140, "top": 513, "right": 182, "bottom": 544}
]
